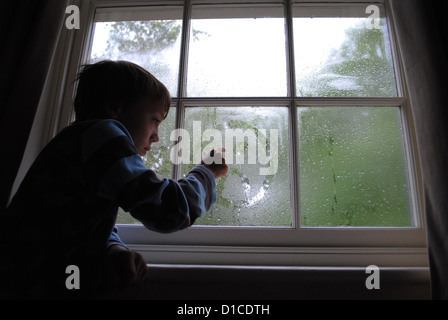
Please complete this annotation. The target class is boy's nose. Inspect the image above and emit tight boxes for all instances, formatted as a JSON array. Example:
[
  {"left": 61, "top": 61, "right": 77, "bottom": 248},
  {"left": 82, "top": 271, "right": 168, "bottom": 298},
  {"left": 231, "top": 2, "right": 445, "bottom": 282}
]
[{"left": 151, "top": 133, "right": 159, "bottom": 143}]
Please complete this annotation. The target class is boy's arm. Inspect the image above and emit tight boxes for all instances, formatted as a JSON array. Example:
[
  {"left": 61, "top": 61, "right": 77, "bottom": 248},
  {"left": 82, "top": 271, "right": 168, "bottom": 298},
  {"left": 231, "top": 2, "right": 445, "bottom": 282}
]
[
  {"left": 82, "top": 120, "right": 219, "bottom": 234},
  {"left": 118, "top": 165, "right": 216, "bottom": 233}
]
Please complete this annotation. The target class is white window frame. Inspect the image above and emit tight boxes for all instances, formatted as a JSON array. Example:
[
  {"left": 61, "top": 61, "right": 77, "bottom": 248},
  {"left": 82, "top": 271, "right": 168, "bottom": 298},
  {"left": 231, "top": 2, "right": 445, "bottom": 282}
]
[{"left": 46, "top": 0, "right": 427, "bottom": 268}]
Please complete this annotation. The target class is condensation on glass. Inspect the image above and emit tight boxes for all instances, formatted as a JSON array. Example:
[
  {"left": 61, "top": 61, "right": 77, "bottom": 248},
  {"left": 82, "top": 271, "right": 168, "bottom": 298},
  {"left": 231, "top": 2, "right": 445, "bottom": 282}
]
[
  {"left": 297, "top": 107, "right": 412, "bottom": 227},
  {"left": 89, "top": 7, "right": 183, "bottom": 97},
  {"left": 183, "top": 107, "right": 291, "bottom": 226},
  {"left": 187, "top": 5, "right": 287, "bottom": 97},
  {"left": 293, "top": 5, "right": 397, "bottom": 97}
]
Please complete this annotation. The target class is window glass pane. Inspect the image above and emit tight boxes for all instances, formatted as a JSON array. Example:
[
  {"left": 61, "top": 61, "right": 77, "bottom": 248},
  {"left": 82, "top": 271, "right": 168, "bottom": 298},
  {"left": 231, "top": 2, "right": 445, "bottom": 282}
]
[
  {"left": 182, "top": 107, "right": 291, "bottom": 226},
  {"left": 89, "top": 14, "right": 182, "bottom": 96},
  {"left": 293, "top": 10, "right": 397, "bottom": 97},
  {"left": 142, "top": 107, "right": 177, "bottom": 177},
  {"left": 117, "top": 107, "right": 176, "bottom": 224},
  {"left": 187, "top": 6, "right": 287, "bottom": 97},
  {"left": 298, "top": 107, "right": 412, "bottom": 227}
]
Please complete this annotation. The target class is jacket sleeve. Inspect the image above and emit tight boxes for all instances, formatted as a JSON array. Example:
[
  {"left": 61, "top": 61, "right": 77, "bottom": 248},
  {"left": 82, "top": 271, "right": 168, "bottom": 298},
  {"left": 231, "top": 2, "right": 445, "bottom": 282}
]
[
  {"left": 119, "top": 165, "right": 216, "bottom": 233},
  {"left": 106, "top": 226, "right": 129, "bottom": 250},
  {"left": 81, "top": 120, "right": 216, "bottom": 234}
]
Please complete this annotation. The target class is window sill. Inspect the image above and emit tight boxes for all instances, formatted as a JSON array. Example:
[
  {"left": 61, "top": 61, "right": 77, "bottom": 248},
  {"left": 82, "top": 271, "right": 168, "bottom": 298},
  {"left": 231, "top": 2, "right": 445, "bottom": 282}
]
[{"left": 128, "top": 243, "right": 429, "bottom": 268}]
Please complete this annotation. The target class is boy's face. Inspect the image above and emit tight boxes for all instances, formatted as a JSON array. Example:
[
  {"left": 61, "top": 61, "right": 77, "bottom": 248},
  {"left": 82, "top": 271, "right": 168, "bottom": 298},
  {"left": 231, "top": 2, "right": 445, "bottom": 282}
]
[{"left": 114, "top": 97, "right": 165, "bottom": 157}]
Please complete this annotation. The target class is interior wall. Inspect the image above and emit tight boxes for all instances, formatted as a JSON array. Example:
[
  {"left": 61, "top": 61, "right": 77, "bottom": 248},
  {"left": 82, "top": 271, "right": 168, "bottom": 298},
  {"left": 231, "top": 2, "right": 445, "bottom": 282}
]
[{"left": 103, "top": 265, "right": 430, "bottom": 300}]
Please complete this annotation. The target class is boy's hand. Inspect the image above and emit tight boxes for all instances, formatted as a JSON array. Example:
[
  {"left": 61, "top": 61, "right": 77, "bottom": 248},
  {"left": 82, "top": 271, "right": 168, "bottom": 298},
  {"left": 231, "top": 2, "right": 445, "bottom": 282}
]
[
  {"left": 201, "top": 147, "right": 228, "bottom": 179},
  {"left": 103, "top": 245, "right": 148, "bottom": 291}
]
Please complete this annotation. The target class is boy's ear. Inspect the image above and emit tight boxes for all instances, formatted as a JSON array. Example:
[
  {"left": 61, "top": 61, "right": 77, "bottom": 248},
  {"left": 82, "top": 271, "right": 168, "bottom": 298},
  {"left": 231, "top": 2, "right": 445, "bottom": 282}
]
[{"left": 105, "top": 104, "right": 123, "bottom": 119}]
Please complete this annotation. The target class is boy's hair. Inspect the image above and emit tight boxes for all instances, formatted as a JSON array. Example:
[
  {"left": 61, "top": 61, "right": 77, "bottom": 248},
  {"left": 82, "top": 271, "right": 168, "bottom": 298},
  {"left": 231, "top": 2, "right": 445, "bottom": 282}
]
[{"left": 74, "top": 60, "right": 171, "bottom": 122}]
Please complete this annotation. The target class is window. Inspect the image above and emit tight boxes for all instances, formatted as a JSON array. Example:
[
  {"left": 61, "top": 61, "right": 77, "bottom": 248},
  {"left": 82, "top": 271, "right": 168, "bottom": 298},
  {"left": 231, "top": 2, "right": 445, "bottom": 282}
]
[
  {"left": 56, "top": 0, "right": 426, "bottom": 267},
  {"left": 298, "top": 106, "right": 411, "bottom": 227},
  {"left": 187, "top": 5, "right": 287, "bottom": 97},
  {"left": 182, "top": 106, "right": 291, "bottom": 227},
  {"left": 91, "top": 6, "right": 183, "bottom": 96},
  {"left": 292, "top": 6, "right": 397, "bottom": 97}
]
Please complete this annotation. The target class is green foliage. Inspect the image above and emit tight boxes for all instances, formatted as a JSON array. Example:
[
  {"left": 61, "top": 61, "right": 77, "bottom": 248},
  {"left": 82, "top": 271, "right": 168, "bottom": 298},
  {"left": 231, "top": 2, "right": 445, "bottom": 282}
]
[
  {"left": 107, "top": 20, "right": 181, "bottom": 53},
  {"left": 299, "top": 20, "right": 397, "bottom": 97},
  {"left": 298, "top": 107, "right": 411, "bottom": 227}
]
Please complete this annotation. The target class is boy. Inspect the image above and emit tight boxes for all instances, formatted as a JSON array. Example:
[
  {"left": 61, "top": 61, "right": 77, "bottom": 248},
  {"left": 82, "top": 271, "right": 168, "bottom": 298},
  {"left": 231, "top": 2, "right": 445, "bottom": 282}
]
[{"left": 0, "top": 60, "right": 228, "bottom": 299}]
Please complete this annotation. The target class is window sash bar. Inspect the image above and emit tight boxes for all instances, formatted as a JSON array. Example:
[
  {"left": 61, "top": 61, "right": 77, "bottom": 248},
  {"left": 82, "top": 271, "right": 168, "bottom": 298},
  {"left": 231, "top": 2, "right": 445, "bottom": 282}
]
[
  {"left": 285, "top": 0, "right": 300, "bottom": 228},
  {"left": 173, "top": 0, "right": 192, "bottom": 180},
  {"left": 173, "top": 97, "right": 406, "bottom": 107}
]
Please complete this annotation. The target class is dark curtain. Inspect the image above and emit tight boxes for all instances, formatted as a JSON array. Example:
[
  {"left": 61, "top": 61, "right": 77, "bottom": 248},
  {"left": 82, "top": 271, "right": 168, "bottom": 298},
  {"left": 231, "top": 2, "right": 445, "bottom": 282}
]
[
  {"left": 0, "top": 0, "right": 69, "bottom": 212},
  {"left": 390, "top": 0, "right": 448, "bottom": 299}
]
